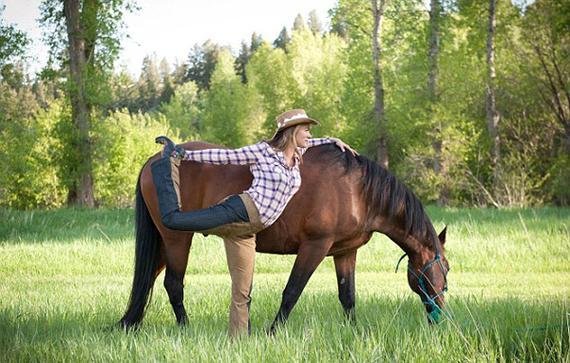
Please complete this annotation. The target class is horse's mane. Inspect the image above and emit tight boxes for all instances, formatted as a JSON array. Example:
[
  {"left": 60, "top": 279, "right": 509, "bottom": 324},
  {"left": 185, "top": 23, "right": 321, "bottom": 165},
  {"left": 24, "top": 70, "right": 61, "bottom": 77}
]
[{"left": 310, "top": 144, "right": 437, "bottom": 246}]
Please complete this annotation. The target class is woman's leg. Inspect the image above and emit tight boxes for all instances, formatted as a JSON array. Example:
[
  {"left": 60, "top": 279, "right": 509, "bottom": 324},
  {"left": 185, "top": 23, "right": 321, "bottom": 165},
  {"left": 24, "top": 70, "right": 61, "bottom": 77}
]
[
  {"left": 151, "top": 150, "right": 249, "bottom": 231},
  {"left": 223, "top": 233, "right": 256, "bottom": 337}
]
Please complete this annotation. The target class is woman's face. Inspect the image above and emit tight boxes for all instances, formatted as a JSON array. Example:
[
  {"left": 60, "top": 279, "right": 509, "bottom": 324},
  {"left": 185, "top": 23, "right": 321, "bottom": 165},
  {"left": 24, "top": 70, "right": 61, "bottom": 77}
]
[{"left": 294, "top": 124, "right": 312, "bottom": 147}]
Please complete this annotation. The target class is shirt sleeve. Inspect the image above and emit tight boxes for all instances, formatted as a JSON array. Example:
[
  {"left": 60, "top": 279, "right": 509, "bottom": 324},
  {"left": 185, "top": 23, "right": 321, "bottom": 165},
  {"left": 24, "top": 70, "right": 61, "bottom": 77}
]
[
  {"left": 182, "top": 142, "right": 264, "bottom": 165},
  {"left": 300, "top": 137, "right": 335, "bottom": 155}
]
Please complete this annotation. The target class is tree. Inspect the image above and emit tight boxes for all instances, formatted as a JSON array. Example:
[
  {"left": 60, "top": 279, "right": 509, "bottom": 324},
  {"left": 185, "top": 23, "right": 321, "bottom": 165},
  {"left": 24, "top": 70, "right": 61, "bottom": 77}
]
[
  {"left": 159, "top": 58, "right": 174, "bottom": 105},
  {"left": 371, "top": 0, "right": 389, "bottom": 168},
  {"left": 293, "top": 14, "right": 306, "bottom": 32},
  {"left": 39, "top": 0, "right": 134, "bottom": 207},
  {"left": 486, "top": 0, "right": 501, "bottom": 191},
  {"left": 202, "top": 49, "right": 263, "bottom": 146},
  {"left": 273, "top": 27, "right": 291, "bottom": 51},
  {"left": 235, "top": 41, "right": 250, "bottom": 83},
  {"left": 287, "top": 28, "right": 348, "bottom": 136},
  {"left": 522, "top": 0, "right": 569, "bottom": 153},
  {"left": 137, "top": 54, "right": 161, "bottom": 111},
  {"left": 246, "top": 42, "right": 297, "bottom": 138},
  {"left": 185, "top": 40, "right": 223, "bottom": 91},
  {"left": 0, "top": 6, "right": 30, "bottom": 70},
  {"left": 308, "top": 10, "right": 323, "bottom": 35},
  {"left": 172, "top": 60, "right": 188, "bottom": 85},
  {"left": 109, "top": 68, "right": 138, "bottom": 112},
  {"left": 250, "top": 32, "right": 263, "bottom": 54},
  {"left": 160, "top": 81, "right": 201, "bottom": 139},
  {"left": 427, "top": 0, "right": 447, "bottom": 204}
]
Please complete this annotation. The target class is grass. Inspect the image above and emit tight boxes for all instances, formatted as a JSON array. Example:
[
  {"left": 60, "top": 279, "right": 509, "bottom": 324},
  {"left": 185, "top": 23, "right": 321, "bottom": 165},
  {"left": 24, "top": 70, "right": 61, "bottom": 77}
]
[{"left": 0, "top": 207, "right": 568, "bottom": 362}]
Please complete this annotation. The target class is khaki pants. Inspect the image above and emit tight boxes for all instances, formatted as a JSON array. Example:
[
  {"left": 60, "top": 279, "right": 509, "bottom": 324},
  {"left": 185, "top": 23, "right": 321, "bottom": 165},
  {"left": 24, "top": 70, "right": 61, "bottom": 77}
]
[
  {"left": 201, "top": 194, "right": 265, "bottom": 337},
  {"left": 170, "top": 157, "right": 264, "bottom": 336}
]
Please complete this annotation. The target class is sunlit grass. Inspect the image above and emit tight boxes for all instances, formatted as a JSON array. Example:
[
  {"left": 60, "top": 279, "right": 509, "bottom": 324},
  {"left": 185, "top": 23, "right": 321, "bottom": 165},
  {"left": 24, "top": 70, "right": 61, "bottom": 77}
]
[{"left": 0, "top": 207, "right": 568, "bottom": 361}]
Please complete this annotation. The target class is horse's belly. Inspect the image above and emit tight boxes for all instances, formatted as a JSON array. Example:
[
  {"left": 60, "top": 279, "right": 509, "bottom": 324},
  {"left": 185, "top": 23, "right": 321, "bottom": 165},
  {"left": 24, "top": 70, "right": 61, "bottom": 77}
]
[{"left": 254, "top": 226, "right": 296, "bottom": 254}]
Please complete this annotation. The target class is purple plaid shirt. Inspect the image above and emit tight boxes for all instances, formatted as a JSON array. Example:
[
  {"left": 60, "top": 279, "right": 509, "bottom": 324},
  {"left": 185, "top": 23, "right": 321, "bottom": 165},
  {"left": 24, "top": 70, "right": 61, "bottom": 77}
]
[{"left": 182, "top": 138, "right": 334, "bottom": 227}]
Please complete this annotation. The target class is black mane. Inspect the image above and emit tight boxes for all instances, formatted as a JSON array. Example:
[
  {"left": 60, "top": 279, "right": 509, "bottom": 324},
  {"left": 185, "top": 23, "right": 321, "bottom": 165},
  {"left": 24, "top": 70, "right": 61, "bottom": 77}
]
[{"left": 310, "top": 144, "right": 437, "bottom": 245}]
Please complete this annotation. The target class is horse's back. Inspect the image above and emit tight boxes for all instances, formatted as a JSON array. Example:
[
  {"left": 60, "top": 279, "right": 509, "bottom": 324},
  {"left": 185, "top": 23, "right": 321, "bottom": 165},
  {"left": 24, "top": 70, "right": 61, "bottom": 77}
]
[
  {"left": 256, "top": 148, "right": 369, "bottom": 255},
  {"left": 140, "top": 142, "right": 369, "bottom": 255}
]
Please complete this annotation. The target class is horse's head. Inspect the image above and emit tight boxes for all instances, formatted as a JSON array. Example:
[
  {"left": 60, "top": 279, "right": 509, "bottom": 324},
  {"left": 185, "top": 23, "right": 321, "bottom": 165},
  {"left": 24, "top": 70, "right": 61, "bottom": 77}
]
[{"left": 407, "top": 227, "right": 449, "bottom": 324}]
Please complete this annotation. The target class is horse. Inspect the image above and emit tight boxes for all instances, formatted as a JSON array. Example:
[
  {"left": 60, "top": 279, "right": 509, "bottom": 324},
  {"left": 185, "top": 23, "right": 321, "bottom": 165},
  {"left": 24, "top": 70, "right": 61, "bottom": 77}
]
[{"left": 118, "top": 142, "right": 450, "bottom": 331}]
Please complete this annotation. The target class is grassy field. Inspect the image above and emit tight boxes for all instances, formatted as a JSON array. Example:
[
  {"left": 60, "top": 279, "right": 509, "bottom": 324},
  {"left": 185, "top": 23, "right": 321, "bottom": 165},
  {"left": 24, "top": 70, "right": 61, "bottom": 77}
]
[{"left": 0, "top": 207, "right": 568, "bottom": 362}]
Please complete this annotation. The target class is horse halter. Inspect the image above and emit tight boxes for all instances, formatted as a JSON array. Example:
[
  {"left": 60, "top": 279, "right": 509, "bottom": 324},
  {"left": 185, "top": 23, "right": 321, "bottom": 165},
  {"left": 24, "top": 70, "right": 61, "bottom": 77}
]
[{"left": 395, "top": 250, "right": 449, "bottom": 323}]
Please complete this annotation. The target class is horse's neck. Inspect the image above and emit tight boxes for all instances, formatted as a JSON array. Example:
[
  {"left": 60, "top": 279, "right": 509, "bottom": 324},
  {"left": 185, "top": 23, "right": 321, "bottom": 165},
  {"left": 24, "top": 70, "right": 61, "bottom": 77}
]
[{"left": 374, "top": 216, "right": 432, "bottom": 257}]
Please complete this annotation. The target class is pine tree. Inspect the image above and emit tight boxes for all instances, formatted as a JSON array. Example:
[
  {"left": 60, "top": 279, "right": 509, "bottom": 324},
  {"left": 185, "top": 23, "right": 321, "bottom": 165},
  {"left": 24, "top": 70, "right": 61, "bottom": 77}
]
[
  {"left": 308, "top": 10, "right": 323, "bottom": 35},
  {"left": 138, "top": 54, "right": 161, "bottom": 111},
  {"left": 293, "top": 14, "right": 306, "bottom": 31},
  {"left": 235, "top": 41, "right": 250, "bottom": 84},
  {"left": 273, "top": 27, "right": 290, "bottom": 51},
  {"left": 250, "top": 32, "right": 264, "bottom": 54},
  {"left": 159, "top": 58, "right": 174, "bottom": 105},
  {"left": 185, "top": 40, "right": 222, "bottom": 91}
]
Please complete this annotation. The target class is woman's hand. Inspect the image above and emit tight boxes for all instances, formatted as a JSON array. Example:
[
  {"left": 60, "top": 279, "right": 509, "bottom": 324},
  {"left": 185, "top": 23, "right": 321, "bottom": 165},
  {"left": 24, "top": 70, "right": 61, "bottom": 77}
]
[{"left": 331, "top": 137, "right": 358, "bottom": 156}]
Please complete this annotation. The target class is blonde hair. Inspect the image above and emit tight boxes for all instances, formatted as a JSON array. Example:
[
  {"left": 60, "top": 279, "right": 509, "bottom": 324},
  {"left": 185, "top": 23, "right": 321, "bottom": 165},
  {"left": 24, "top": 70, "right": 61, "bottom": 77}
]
[{"left": 268, "top": 125, "right": 304, "bottom": 164}]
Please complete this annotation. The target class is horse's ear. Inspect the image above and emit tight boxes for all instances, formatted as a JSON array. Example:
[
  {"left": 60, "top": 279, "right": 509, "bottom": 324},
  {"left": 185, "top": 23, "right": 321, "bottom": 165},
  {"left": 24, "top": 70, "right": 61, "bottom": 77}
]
[{"left": 438, "top": 226, "right": 447, "bottom": 245}]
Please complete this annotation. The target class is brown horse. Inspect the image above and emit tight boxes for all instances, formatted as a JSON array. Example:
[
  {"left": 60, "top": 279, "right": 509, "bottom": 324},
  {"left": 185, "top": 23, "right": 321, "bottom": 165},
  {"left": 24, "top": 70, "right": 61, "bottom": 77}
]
[{"left": 118, "top": 142, "right": 449, "bottom": 331}]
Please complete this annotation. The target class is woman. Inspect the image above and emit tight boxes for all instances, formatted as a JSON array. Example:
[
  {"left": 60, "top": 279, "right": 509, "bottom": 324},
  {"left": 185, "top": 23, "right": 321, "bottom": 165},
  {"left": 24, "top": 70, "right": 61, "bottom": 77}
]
[{"left": 151, "top": 109, "right": 356, "bottom": 336}]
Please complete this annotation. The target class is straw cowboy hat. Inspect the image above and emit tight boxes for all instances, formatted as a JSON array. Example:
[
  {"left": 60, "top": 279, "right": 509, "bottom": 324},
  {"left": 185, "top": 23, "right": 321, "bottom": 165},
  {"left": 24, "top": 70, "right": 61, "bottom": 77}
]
[{"left": 274, "top": 109, "right": 320, "bottom": 134}]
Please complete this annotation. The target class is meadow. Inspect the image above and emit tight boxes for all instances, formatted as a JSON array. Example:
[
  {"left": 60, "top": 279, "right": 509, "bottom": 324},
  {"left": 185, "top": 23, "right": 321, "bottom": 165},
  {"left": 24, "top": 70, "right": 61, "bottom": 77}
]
[{"left": 0, "top": 207, "right": 568, "bottom": 362}]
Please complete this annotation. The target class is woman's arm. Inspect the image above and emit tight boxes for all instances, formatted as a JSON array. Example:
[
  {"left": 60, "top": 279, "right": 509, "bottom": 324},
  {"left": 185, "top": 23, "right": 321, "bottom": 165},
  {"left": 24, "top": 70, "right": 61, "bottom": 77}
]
[
  {"left": 181, "top": 142, "right": 264, "bottom": 165},
  {"left": 305, "top": 137, "right": 335, "bottom": 148},
  {"left": 302, "top": 137, "right": 358, "bottom": 156}
]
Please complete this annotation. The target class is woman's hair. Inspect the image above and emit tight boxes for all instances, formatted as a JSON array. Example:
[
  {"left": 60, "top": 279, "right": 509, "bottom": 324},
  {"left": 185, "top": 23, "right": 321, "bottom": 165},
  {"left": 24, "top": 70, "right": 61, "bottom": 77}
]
[{"left": 267, "top": 125, "right": 304, "bottom": 164}]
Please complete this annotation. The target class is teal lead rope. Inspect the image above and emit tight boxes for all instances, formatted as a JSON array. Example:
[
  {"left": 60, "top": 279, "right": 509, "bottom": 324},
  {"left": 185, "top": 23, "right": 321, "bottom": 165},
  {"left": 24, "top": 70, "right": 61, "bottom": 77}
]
[{"left": 395, "top": 252, "right": 449, "bottom": 324}]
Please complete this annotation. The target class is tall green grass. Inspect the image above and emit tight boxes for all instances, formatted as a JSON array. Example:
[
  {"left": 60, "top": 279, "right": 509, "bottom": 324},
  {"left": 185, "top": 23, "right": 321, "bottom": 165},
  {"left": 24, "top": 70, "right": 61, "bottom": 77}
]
[{"left": 0, "top": 207, "right": 568, "bottom": 361}]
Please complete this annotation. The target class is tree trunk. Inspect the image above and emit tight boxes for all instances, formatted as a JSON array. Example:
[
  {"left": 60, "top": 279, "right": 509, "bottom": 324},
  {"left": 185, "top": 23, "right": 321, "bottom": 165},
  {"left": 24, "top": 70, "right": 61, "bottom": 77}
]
[
  {"left": 486, "top": 0, "right": 501, "bottom": 192},
  {"left": 533, "top": 42, "right": 570, "bottom": 154},
  {"left": 427, "top": 0, "right": 448, "bottom": 205},
  {"left": 63, "top": 0, "right": 95, "bottom": 207},
  {"left": 371, "top": 0, "right": 388, "bottom": 169}
]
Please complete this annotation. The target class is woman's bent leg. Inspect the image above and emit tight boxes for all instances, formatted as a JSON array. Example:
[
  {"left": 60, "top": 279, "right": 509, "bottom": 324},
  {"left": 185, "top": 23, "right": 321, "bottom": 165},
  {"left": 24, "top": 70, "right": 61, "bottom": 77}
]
[
  {"left": 224, "top": 233, "right": 256, "bottom": 337},
  {"left": 151, "top": 157, "right": 249, "bottom": 231},
  {"left": 151, "top": 156, "right": 182, "bottom": 220}
]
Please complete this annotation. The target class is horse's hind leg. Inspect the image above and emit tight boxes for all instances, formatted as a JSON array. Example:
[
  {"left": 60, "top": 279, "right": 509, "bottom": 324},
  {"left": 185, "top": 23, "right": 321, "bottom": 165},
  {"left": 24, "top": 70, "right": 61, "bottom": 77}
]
[
  {"left": 162, "top": 232, "right": 193, "bottom": 326},
  {"left": 333, "top": 250, "right": 357, "bottom": 323},
  {"left": 269, "top": 241, "right": 332, "bottom": 333}
]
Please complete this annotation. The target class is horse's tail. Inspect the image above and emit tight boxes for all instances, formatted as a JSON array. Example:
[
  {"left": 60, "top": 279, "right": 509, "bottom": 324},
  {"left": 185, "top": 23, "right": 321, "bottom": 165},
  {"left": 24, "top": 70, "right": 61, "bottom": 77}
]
[{"left": 119, "top": 169, "right": 162, "bottom": 329}]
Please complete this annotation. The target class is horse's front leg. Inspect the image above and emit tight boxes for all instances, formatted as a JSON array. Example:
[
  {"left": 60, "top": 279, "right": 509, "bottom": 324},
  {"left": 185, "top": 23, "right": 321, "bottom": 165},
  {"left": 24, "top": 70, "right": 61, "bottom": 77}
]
[
  {"left": 333, "top": 250, "right": 357, "bottom": 323},
  {"left": 269, "top": 240, "right": 332, "bottom": 333}
]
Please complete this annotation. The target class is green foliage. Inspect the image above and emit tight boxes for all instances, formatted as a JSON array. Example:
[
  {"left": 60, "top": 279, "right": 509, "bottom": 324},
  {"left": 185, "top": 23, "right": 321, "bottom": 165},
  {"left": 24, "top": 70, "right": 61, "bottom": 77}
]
[
  {"left": 0, "top": 100, "right": 66, "bottom": 208},
  {"left": 160, "top": 81, "right": 201, "bottom": 140},
  {"left": 287, "top": 29, "right": 348, "bottom": 137},
  {"left": 3, "top": 1, "right": 569, "bottom": 208},
  {"left": 246, "top": 43, "right": 297, "bottom": 138},
  {"left": 246, "top": 29, "right": 348, "bottom": 140},
  {"left": 547, "top": 154, "right": 570, "bottom": 205},
  {"left": 91, "top": 110, "right": 172, "bottom": 207},
  {"left": 201, "top": 49, "right": 263, "bottom": 147},
  {"left": 136, "top": 54, "right": 162, "bottom": 111},
  {"left": 185, "top": 41, "right": 224, "bottom": 91},
  {"left": 0, "top": 6, "right": 30, "bottom": 69},
  {"left": 273, "top": 27, "right": 291, "bottom": 51}
]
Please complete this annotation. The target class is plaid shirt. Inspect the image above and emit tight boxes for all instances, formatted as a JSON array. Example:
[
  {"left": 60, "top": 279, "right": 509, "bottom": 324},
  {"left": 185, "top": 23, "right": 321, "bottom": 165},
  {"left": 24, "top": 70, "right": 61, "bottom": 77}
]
[{"left": 182, "top": 138, "right": 334, "bottom": 227}]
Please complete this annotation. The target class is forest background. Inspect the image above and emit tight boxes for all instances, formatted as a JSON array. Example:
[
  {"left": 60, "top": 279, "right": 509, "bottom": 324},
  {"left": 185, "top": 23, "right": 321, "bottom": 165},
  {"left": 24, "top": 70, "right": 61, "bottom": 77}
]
[{"left": 0, "top": 0, "right": 568, "bottom": 210}]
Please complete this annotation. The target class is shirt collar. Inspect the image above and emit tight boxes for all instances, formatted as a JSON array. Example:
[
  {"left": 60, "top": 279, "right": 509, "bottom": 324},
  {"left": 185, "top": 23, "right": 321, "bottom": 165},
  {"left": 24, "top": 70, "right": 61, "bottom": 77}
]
[{"left": 264, "top": 142, "right": 299, "bottom": 169}]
